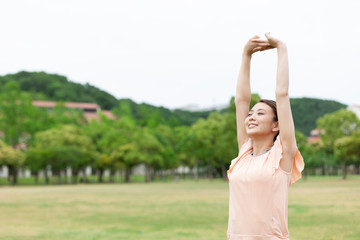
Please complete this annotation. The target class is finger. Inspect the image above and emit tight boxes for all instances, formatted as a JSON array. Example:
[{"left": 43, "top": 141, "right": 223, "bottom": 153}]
[
  {"left": 249, "top": 35, "right": 260, "bottom": 41},
  {"left": 251, "top": 39, "right": 269, "bottom": 43},
  {"left": 259, "top": 46, "right": 276, "bottom": 52},
  {"left": 252, "top": 47, "right": 262, "bottom": 52},
  {"left": 256, "top": 42, "right": 271, "bottom": 46},
  {"left": 253, "top": 45, "right": 274, "bottom": 52},
  {"left": 265, "top": 32, "right": 271, "bottom": 39}
]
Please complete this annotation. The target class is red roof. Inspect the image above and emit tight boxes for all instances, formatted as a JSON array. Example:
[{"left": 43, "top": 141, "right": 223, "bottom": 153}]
[
  {"left": 32, "top": 101, "right": 116, "bottom": 122},
  {"left": 307, "top": 136, "right": 322, "bottom": 144},
  {"left": 32, "top": 101, "right": 100, "bottom": 110},
  {"left": 102, "top": 110, "right": 116, "bottom": 120},
  {"left": 83, "top": 111, "right": 116, "bottom": 122}
]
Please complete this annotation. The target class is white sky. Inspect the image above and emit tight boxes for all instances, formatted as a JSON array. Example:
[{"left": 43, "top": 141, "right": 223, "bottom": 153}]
[{"left": 0, "top": 0, "right": 359, "bottom": 109}]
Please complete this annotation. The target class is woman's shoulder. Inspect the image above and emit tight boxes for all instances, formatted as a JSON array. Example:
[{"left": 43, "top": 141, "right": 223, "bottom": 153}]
[
  {"left": 269, "top": 136, "right": 305, "bottom": 186},
  {"left": 227, "top": 139, "right": 253, "bottom": 176}
]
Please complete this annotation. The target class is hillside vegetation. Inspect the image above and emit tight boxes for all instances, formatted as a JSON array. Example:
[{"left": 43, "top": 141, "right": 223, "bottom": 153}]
[
  {"left": 291, "top": 98, "right": 346, "bottom": 135},
  {"left": 0, "top": 71, "right": 347, "bottom": 134}
]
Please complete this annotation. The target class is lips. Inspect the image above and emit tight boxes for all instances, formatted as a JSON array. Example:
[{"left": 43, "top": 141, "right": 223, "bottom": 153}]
[{"left": 248, "top": 123, "right": 258, "bottom": 128}]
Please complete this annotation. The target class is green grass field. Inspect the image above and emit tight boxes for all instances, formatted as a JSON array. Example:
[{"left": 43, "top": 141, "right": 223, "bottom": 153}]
[{"left": 0, "top": 176, "right": 359, "bottom": 240}]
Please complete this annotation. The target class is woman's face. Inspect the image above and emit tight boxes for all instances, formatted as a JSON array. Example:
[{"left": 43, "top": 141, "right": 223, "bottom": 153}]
[{"left": 245, "top": 102, "right": 279, "bottom": 138}]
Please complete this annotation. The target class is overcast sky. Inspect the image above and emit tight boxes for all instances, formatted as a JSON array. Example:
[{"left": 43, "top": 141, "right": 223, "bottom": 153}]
[{"left": 0, "top": 0, "right": 359, "bottom": 109}]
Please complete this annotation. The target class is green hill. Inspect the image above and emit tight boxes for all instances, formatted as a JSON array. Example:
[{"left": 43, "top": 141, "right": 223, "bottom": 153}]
[
  {"left": 115, "top": 98, "right": 211, "bottom": 127},
  {"left": 290, "top": 98, "right": 346, "bottom": 136},
  {"left": 0, "top": 71, "right": 347, "bottom": 134},
  {"left": 0, "top": 71, "right": 118, "bottom": 110},
  {"left": 0, "top": 71, "right": 212, "bottom": 126}
]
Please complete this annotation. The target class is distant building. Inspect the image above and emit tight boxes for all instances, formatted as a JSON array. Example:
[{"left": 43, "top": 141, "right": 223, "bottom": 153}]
[
  {"left": 32, "top": 100, "right": 116, "bottom": 122},
  {"left": 347, "top": 105, "right": 360, "bottom": 119},
  {"left": 307, "top": 128, "right": 323, "bottom": 144}
]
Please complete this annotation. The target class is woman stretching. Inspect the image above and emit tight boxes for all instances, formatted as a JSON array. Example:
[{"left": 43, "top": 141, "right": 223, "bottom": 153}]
[{"left": 227, "top": 33, "right": 305, "bottom": 240}]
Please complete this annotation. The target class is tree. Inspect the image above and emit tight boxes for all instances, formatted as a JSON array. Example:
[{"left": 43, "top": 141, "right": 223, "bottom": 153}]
[
  {"left": 317, "top": 109, "right": 360, "bottom": 153},
  {"left": 25, "top": 148, "right": 52, "bottom": 184},
  {"left": 31, "top": 125, "right": 94, "bottom": 183},
  {"left": 317, "top": 109, "right": 360, "bottom": 177},
  {"left": 0, "top": 140, "right": 25, "bottom": 184},
  {"left": 95, "top": 119, "right": 136, "bottom": 182},
  {"left": 153, "top": 125, "right": 179, "bottom": 174},
  {"left": 334, "top": 132, "right": 360, "bottom": 179},
  {"left": 191, "top": 112, "right": 225, "bottom": 180},
  {"left": 110, "top": 143, "right": 138, "bottom": 183},
  {"left": 175, "top": 125, "right": 198, "bottom": 179},
  {"left": 136, "top": 128, "right": 165, "bottom": 182},
  {"left": 0, "top": 81, "right": 35, "bottom": 148},
  {"left": 82, "top": 113, "right": 115, "bottom": 182},
  {"left": 93, "top": 153, "right": 109, "bottom": 183}
]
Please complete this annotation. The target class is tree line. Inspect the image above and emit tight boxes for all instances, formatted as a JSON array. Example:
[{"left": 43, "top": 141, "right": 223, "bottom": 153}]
[
  {"left": 0, "top": 71, "right": 346, "bottom": 135},
  {"left": 0, "top": 80, "right": 359, "bottom": 185}
]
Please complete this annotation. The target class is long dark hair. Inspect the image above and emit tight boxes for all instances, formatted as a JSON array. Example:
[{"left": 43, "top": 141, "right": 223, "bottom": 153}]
[{"left": 259, "top": 99, "right": 279, "bottom": 141}]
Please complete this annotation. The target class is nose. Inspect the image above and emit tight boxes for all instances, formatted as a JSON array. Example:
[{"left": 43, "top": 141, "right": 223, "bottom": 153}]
[{"left": 248, "top": 114, "right": 255, "bottom": 121}]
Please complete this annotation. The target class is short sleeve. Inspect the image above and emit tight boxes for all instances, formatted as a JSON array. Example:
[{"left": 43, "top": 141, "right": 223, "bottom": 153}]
[
  {"left": 270, "top": 136, "right": 305, "bottom": 186},
  {"left": 227, "top": 138, "right": 252, "bottom": 177}
]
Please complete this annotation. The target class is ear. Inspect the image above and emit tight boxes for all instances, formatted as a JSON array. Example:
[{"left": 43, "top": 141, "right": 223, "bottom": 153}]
[{"left": 272, "top": 121, "right": 279, "bottom": 133}]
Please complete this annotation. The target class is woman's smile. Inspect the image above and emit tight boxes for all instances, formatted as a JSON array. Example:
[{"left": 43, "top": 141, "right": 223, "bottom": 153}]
[{"left": 248, "top": 123, "right": 258, "bottom": 129}]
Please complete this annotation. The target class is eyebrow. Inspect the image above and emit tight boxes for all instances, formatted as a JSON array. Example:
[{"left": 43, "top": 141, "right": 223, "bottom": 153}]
[{"left": 249, "top": 109, "right": 267, "bottom": 112}]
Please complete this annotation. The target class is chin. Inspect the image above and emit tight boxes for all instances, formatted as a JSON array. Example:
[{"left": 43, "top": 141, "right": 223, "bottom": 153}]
[
  {"left": 246, "top": 130, "right": 258, "bottom": 138},
  {"left": 246, "top": 129, "right": 270, "bottom": 139}
]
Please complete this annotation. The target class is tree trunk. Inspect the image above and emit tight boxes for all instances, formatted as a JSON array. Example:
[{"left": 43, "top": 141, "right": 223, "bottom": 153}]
[
  {"left": 72, "top": 172, "right": 78, "bottom": 184},
  {"left": 194, "top": 162, "right": 199, "bottom": 181},
  {"left": 303, "top": 169, "right": 308, "bottom": 181},
  {"left": 58, "top": 174, "right": 62, "bottom": 184},
  {"left": 44, "top": 170, "right": 49, "bottom": 185},
  {"left": 98, "top": 169, "right": 104, "bottom": 183},
  {"left": 145, "top": 165, "right": 151, "bottom": 183},
  {"left": 12, "top": 167, "right": 18, "bottom": 185},
  {"left": 321, "top": 164, "right": 326, "bottom": 176},
  {"left": 109, "top": 170, "right": 115, "bottom": 183},
  {"left": 53, "top": 170, "right": 61, "bottom": 184},
  {"left": 125, "top": 167, "right": 131, "bottom": 183},
  {"left": 83, "top": 172, "right": 88, "bottom": 183},
  {"left": 208, "top": 159, "right": 213, "bottom": 181},
  {"left": 342, "top": 159, "right": 347, "bottom": 180},
  {"left": 8, "top": 166, "right": 18, "bottom": 185},
  {"left": 355, "top": 162, "right": 360, "bottom": 175},
  {"left": 151, "top": 168, "right": 155, "bottom": 181},
  {"left": 34, "top": 171, "right": 39, "bottom": 184},
  {"left": 221, "top": 163, "right": 226, "bottom": 181}
]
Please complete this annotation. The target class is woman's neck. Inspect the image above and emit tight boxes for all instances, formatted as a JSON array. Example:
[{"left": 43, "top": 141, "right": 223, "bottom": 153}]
[{"left": 251, "top": 136, "right": 275, "bottom": 156}]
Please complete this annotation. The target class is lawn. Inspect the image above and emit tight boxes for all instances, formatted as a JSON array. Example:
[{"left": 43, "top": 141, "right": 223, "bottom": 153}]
[{"left": 0, "top": 176, "right": 359, "bottom": 240}]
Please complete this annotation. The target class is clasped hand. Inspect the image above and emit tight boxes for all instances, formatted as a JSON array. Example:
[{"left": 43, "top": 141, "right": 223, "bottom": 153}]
[{"left": 244, "top": 32, "right": 285, "bottom": 56}]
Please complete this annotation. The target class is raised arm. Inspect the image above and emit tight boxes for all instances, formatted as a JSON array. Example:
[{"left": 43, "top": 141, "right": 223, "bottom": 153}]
[
  {"left": 263, "top": 33, "right": 297, "bottom": 172},
  {"left": 235, "top": 36, "right": 272, "bottom": 151}
]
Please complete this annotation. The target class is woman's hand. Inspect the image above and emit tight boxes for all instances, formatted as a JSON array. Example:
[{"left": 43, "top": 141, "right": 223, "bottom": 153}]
[
  {"left": 243, "top": 35, "right": 274, "bottom": 56},
  {"left": 251, "top": 32, "right": 286, "bottom": 51}
]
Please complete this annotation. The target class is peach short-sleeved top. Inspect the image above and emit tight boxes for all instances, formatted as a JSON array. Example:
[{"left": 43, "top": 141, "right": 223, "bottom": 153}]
[{"left": 227, "top": 136, "right": 304, "bottom": 240}]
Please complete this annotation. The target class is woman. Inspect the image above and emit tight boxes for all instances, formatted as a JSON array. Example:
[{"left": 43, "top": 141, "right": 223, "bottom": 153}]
[{"left": 227, "top": 33, "right": 305, "bottom": 240}]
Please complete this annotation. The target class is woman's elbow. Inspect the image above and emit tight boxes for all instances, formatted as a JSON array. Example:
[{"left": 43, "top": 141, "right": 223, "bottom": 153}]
[
  {"left": 275, "top": 91, "right": 289, "bottom": 99},
  {"left": 234, "top": 97, "right": 250, "bottom": 106}
]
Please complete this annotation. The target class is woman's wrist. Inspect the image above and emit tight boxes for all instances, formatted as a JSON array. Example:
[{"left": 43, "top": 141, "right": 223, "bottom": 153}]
[
  {"left": 242, "top": 50, "right": 252, "bottom": 59},
  {"left": 276, "top": 42, "right": 287, "bottom": 50}
]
